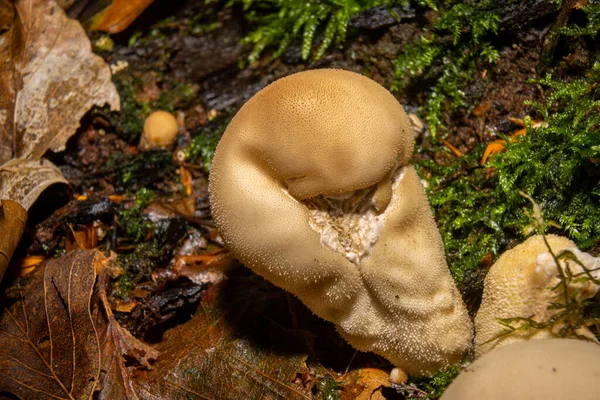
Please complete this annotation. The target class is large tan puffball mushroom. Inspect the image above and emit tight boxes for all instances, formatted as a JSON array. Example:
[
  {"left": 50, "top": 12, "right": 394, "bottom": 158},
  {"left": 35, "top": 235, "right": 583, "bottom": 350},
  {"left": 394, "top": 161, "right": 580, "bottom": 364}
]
[
  {"left": 441, "top": 339, "right": 600, "bottom": 400},
  {"left": 209, "top": 69, "right": 473, "bottom": 377},
  {"left": 475, "top": 234, "right": 600, "bottom": 356},
  {"left": 139, "top": 110, "right": 179, "bottom": 150}
]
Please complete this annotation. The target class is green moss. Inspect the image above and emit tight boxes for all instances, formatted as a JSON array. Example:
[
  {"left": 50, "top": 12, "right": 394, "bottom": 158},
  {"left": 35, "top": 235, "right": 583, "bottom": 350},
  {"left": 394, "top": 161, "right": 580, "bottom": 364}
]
[
  {"left": 315, "top": 375, "right": 342, "bottom": 400},
  {"left": 156, "top": 82, "right": 197, "bottom": 113},
  {"left": 105, "top": 149, "right": 176, "bottom": 191},
  {"left": 496, "top": 66, "right": 600, "bottom": 247},
  {"left": 185, "top": 115, "right": 231, "bottom": 172},
  {"left": 417, "top": 61, "right": 600, "bottom": 282},
  {"left": 408, "top": 364, "right": 461, "bottom": 399},
  {"left": 116, "top": 217, "right": 189, "bottom": 295},
  {"left": 560, "top": 1, "right": 600, "bottom": 38},
  {"left": 224, "top": 0, "right": 394, "bottom": 63},
  {"left": 112, "top": 273, "right": 136, "bottom": 300},
  {"left": 393, "top": 0, "right": 502, "bottom": 137},
  {"left": 118, "top": 188, "right": 155, "bottom": 242},
  {"left": 102, "top": 75, "right": 146, "bottom": 142}
]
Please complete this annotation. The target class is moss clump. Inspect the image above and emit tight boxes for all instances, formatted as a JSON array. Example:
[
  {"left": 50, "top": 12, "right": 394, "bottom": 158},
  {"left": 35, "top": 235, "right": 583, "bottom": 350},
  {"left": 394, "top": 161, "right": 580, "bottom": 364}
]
[
  {"left": 225, "top": 0, "right": 393, "bottom": 63},
  {"left": 112, "top": 273, "right": 136, "bottom": 300},
  {"left": 315, "top": 375, "right": 342, "bottom": 400},
  {"left": 497, "top": 66, "right": 600, "bottom": 247},
  {"left": 116, "top": 217, "right": 189, "bottom": 298},
  {"left": 105, "top": 149, "right": 176, "bottom": 192},
  {"left": 155, "top": 82, "right": 197, "bottom": 113},
  {"left": 186, "top": 132, "right": 220, "bottom": 172},
  {"left": 100, "top": 75, "right": 146, "bottom": 142},
  {"left": 418, "top": 61, "right": 600, "bottom": 282},
  {"left": 416, "top": 146, "right": 509, "bottom": 282},
  {"left": 560, "top": 1, "right": 600, "bottom": 38},
  {"left": 393, "top": 0, "right": 502, "bottom": 137},
  {"left": 185, "top": 115, "right": 231, "bottom": 172},
  {"left": 118, "top": 188, "right": 156, "bottom": 242},
  {"left": 409, "top": 364, "right": 461, "bottom": 399}
]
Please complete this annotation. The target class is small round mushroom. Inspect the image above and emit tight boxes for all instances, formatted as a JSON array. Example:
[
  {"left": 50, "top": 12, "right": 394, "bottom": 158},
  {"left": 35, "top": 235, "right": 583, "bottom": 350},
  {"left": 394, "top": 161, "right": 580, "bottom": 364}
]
[
  {"left": 209, "top": 69, "right": 472, "bottom": 377},
  {"left": 139, "top": 110, "right": 178, "bottom": 150},
  {"left": 441, "top": 339, "right": 600, "bottom": 400},
  {"left": 475, "top": 234, "right": 600, "bottom": 356}
]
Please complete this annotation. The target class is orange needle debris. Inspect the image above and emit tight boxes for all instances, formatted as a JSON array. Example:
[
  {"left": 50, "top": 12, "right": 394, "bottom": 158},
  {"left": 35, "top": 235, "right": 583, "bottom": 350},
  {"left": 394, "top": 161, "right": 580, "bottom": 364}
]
[
  {"left": 480, "top": 117, "right": 546, "bottom": 165},
  {"left": 441, "top": 138, "right": 463, "bottom": 157},
  {"left": 480, "top": 140, "right": 507, "bottom": 166}
]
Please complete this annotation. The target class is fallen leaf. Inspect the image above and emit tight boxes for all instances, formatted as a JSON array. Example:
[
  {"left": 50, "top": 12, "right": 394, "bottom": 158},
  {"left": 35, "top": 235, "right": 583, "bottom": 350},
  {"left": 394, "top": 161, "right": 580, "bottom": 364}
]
[
  {"left": 0, "top": 199, "right": 27, "bottom": 280},
  {"left": 0, "top": 0, "right": 120, "bottom": 164},
  {"left": 16, "top": 254, "right": 46, "bottom": 277},
  {"left": 94, "top": 265, "right": 159, "bottom": 400},
  {"left": 0, "top": 159, "right": 68, "bottom": 210},
  {"left": 0, "top": 250, "right": 103, "bottom": 399},
  {"left": 90, "top": 0, "right": 155, "bottom": 33},
  {"left": 171, "top": 251, "right": 230, "bottom": 285},
  {"left": 351, "top": 368, "right": 392, "bottom": 400},
  {"left": 0, "top": 0, "right": 13, "bottom": 31},
  {"left": 65, "top": 222, "right": 100, "bottom": 251},
  {"left": 133, "top": 281, "right": 312, "bottom": 399},
  {"left": 56, "top": 0, "right": 76, "bottom": 10}
]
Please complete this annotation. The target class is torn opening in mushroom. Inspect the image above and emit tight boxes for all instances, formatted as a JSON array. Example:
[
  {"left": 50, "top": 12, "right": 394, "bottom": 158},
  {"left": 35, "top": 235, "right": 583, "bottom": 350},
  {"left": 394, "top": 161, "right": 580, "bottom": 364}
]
[{"left": 304, "top": 166, "right": 405, "bottom": 265}]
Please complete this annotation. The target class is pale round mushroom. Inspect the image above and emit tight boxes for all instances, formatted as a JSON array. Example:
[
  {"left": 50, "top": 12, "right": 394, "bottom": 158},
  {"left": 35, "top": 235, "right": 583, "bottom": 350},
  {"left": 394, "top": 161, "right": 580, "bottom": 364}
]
[
  {"left": 475, "top": 234, "right": 600, "bottom": 356},
  {"left": 139, "top": 110, "right": 178, "bottom": 150},
  {"left": 441, "top": 339, "right": 600, "bottom": 400},
  {"left": 209, "top": 69, "right": 473, "bottom": 376}
]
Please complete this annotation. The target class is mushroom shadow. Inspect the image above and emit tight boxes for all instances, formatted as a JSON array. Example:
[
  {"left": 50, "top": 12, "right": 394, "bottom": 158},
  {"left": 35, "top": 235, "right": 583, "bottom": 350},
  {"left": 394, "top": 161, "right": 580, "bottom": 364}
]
[{"left": 220, "top": 265, "right": 394, "bottom": 374}]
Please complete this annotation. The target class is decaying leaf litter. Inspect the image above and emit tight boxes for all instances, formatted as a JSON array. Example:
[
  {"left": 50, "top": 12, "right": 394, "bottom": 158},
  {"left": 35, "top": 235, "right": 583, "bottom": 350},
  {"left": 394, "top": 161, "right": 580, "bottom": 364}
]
[{"left": 0, "top": 0, "right": 599, "bottom": 399}]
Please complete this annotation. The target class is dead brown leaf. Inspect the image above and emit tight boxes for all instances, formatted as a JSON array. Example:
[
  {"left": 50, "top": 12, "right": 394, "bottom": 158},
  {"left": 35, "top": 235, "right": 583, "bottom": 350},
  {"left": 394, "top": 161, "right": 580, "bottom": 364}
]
[
  {"left": 0, "top": 199, "right": 26, "bottom": 281},
  {"left": 351, "top": 368, "right": 392, "bottom": 400},
  {"left": 0, "top": 250, "right": 103, "bottom": 399},
  {"left": 0, "top": 158, "right": 68, "bottom": 210},
  {"left": 0, "top": 0, "right": 120, "bottom": 165},
  {"left": 132, "top": 282, "right": 312, "bottom": 400},
  {"left": 0, "top": 0, "right": 13, "bottom": 32},
  {"left": 94, "top": 266, "right": 159, "bottom": 400},
  {"left": 90, "top": 0, "right": 155, "bottom": 33}
]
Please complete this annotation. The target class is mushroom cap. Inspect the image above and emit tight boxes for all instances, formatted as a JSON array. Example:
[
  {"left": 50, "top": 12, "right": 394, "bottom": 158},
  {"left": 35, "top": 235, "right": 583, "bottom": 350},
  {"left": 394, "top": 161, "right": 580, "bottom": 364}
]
[
  {"left": 475, "top": 234, "right": 600, "bottom": 356},
  {"left": 441, "top": 339, "right": 600, "bottom": 400},
  {"left": 209, "top": 69, "right": 472, "bottom": 376},
  {"left": 140, "top": 110, "right": 178, "bottom": 149},
  {"left": 215, "top": 69, "right": 414, "bottom": 200}
]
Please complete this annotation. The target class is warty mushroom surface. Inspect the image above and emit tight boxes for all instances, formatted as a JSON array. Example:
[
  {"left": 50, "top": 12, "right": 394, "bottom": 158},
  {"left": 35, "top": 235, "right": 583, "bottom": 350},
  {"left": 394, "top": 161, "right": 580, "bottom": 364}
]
[
  {"left": 208, "top": 69, "right": 473, "bottom": 377},
  {"left": 475, "top": 234, "right": 600, "bottom": 356}
]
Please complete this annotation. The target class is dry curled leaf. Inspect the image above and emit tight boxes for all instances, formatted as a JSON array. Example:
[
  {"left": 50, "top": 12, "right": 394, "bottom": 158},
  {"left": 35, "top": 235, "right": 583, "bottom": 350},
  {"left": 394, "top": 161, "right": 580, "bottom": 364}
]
[
  {"left": 133, "top": 282, "right": 311, "bottom": 400},
  {"left": 0, "top": 250, "right": 103, "bottom": 399},
  {"left": 0, "top": 158, "right": 68, "bottom": 210},
  {"left": 0, "top": 0, "right": 120, "bottom": 165},
  {"left": 93, "top": 265, "right": 159, "bottom": 400},
  {"left": 0, "top": 0, "right": 13, "bottom": 32},
  {"left": 352, "top": 368, "right": 392, "bottom": 400},
  {"left": 0, "top": 199, "right": 27, "bottom": 281},
  {"left": 90, "top": 0, "right": 155, "bottom": 33}
]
